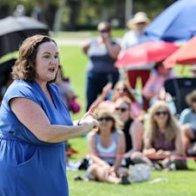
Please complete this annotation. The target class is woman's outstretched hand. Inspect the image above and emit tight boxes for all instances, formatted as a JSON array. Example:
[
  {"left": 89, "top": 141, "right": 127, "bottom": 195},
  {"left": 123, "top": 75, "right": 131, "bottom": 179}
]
[{"left": 78, "top": 104, "right": 99, "bottom": 132}]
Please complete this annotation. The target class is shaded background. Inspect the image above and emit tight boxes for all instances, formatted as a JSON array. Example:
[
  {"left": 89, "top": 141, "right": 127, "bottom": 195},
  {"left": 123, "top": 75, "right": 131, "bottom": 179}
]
[{"left": 0, "top": 0, "right": 176, "bottom": 31}]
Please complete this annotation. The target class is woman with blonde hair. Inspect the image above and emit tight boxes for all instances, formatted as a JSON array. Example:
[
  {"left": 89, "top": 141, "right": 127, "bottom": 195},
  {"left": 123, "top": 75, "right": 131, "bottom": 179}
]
[
  {"left": 143, "top": 101, "right": 187, "bottom": 170},
  {"left": 87, "top": 108, "right": 130, "bottom": 184}
]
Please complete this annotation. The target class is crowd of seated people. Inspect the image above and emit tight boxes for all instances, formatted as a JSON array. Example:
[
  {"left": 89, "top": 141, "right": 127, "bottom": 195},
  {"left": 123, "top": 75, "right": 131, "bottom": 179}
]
[
  {"left": 78, "top": 20, "right": 196, "bottom": 184},
  {"left": 76, "top": 94, "right": 193, "bottom": 185}
]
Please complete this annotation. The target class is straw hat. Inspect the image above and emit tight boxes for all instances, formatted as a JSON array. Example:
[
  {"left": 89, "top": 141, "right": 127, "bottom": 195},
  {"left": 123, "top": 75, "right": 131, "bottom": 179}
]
[{"left": 127, "top": 12, "right": 150, "bottom": 29}]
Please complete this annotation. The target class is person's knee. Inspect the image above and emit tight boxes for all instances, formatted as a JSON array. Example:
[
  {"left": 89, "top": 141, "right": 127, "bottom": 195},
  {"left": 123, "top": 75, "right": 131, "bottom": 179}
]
[
  {"left": 130, "top": 151, "right": 143, "bottom": 160},
  {"left": 182, "top": 125, "right": 194, "bottom": 139},
  {"left": 88, "top": 164, "right": 98, "bottom": 178}
]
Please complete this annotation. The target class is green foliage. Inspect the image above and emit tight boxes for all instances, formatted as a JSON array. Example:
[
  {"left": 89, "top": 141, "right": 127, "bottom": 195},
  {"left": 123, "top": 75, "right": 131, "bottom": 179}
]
[{"left": 134, "top": 0, "right": 176, "bottom": 19}]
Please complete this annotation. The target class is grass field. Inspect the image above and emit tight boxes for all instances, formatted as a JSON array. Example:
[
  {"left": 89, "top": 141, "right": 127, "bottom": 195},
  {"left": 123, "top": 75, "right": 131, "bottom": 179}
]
[
  {"left": 67, "top": 136, "right": 196, "bottom": 196},
  {"left": 68, "top": 162, "right": 196, "bottom": 196},
  {"left": 67, "top": 137, "right": 196, "bottom": 196},
  {"left": 57, "top": 41, "right": 196, "bottom": 196}
]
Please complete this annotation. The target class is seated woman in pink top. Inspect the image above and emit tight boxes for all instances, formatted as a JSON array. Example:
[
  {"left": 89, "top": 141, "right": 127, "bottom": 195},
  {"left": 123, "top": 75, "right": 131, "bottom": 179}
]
[{"left": 142, "top": 62, "right": 175, "bottom": 111}]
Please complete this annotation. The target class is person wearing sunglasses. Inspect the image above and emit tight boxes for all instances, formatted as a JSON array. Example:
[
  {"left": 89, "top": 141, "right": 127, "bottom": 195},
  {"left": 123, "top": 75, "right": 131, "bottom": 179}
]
[
  {"left": 111, "top": 80, "right": 142, "bottom": 119},
  {"left": 143, "top": 101, "right": 187, "bottom": 170},
  {"left": 82, "top": 21, "right": 120, "bottom": 111},
  {"left": 180, "top": 90, "right": 196, "bottom": 156},
  {"left": 114, "top": 97, "right": 151, "bottom": 167},
  {"left": 86, "top": 108, "right": 130, "bottom": 184}
]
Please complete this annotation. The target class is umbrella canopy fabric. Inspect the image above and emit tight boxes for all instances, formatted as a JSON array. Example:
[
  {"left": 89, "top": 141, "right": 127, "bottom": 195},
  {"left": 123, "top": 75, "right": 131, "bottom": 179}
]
[
  {"left": 115, "top": 41, "right": 179, "bottom": 69},
  {"left": 164, "top": 36, "right": 196, "bottom": 68},
  {"left": 0, "top": 16, "right": 49, "bottom": 57},
  {"left": 144, "top": 0, "right": 196, "bottom": 42}
]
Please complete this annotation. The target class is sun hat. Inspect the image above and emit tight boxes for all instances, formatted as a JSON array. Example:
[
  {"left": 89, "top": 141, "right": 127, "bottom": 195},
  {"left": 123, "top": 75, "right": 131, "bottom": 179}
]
[{"left": 127, "top": 12, "right": 150, "bottom": 29}]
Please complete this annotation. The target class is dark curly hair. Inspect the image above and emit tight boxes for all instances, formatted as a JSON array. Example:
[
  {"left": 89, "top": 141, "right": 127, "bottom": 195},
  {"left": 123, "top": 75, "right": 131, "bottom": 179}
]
[{"left": 12, "top": 34, "right": 57, "bottom": 81}]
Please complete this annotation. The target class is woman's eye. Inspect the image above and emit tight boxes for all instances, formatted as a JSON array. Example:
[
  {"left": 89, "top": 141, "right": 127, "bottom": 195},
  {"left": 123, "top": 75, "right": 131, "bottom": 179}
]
[{"left": 43, "top": 55, "right": 50, "bottom": 58}]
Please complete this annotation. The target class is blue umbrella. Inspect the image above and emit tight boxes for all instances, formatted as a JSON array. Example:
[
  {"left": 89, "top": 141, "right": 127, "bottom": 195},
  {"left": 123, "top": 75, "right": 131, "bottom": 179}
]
[{"left": 145, "top": 0, "right": 196, "bottom": 42}]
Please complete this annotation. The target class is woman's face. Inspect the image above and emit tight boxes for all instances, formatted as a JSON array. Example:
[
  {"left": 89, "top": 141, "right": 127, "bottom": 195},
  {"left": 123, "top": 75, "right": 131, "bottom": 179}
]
[
  {"left": 114, "top": 101, "right": 130, "bottom": 122},
  {"left": 153, "top": 106, "right": 169, "bottom": 127},
  {"left": 114, "top": 84, "right": 127, "bottom": 97},
  {"left": 157, "top": 64, "right": 168, "bottom": 76},
  {"left": 97, "top": 115, "right": 114, "bottom": 132},
  {"left": 35, "top": 41, "right": 59, "bottom": 83}
]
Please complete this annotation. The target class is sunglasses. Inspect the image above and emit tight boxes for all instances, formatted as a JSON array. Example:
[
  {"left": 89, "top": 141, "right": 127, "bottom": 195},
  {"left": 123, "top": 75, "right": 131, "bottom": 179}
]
[
  {"left": 135, "top": 22, "right": 147, "bottom": 25},
  {"left": 99, "top": 29, "right": 110, "bottom": 33},
  {"left": 115, "top": 88, "right": 128, "bottom": 92},
  {"left": 97, "top": 116, "right": 113, "bottom": 122},
  {"left": 115, "top": 107, "right": 129, "bottom": 112},
  {"left": 155, "top": 111, "right": 168, "bottom": 116}
]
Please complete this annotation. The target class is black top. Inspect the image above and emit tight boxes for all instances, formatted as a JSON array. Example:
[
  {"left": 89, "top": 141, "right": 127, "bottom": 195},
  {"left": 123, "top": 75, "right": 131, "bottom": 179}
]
[{"left": 122, "top": 118, "right": 133, "bottom": 153}]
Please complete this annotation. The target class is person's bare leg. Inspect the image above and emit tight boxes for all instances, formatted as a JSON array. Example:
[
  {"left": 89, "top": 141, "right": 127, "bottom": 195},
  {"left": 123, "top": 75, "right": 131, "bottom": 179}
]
[
  {"left": 88, "top": 164, "right": 121, "bottom": 184},
  {"left": 181, "top": 125, "right": 195, "bottom": 153}
]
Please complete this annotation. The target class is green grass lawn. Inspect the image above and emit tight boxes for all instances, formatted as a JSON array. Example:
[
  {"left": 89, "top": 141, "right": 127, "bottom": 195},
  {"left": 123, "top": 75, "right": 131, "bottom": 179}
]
[
  {"left": 67, "top": 137, "right": 196, "bottom": 196},
  {"left": 67, "top": 166, "right": 196, "bottom": 196},
  {"left": 67, "top": 136, "right": 196, "bottom": 196}
]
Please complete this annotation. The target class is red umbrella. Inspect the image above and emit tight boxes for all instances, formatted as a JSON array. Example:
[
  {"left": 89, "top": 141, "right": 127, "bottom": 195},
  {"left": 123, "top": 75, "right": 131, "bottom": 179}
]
[
  {"left": 115, "top": 41, "right": 179, "bottom": 68},
  {"left": 164, "top": 36, "right": 196, "bottom": 68}
]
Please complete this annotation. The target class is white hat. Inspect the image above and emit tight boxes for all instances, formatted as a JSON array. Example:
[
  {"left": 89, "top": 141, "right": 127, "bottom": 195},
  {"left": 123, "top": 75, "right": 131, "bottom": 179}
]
[{"left": 127, "top": 12, "right": 150, "bottom": 29}]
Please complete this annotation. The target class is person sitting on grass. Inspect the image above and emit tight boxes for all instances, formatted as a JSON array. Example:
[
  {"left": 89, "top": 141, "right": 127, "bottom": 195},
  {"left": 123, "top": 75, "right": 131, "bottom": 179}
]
[
  {"left": 114, "top": 97, "right": 152, "bottom": 167},
  {"left": 143, "top": 101, "right": 187, "bottom": 170},
  {"left": 180, "top": 90, "right": 196, "bottom": 156},
  {"left": 86, "top": 108, "right": 130, "bottom": 184}
]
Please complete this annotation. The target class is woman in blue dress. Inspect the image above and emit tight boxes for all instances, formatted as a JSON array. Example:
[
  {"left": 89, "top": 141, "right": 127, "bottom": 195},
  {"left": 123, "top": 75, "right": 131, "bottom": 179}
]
[{"left": 0, "top": 35, "right": 98, "bottom": 196}]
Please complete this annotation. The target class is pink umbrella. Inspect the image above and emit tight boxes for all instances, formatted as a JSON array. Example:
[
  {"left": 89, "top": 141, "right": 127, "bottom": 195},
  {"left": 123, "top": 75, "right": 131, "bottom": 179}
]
[
  {"left": 115, "top": 41, "right": 179, "bottom": 68},
  {"left": 164, "top": 36, "right": 196, "bottom": 68}
]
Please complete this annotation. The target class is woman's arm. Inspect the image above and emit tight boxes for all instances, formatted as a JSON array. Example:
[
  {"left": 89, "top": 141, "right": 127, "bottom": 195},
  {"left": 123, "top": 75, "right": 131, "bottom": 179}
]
[
  {"left": 87, "top": 132, "right": 111, "bottom": 167},
  {"left": 143, "top": 136, "right": 157, "bottom": 156},
  {"left": 174, "top": 129, "right": 185, "bottom": 156},
  {"left": 81, "top": 40, "right": 90, "bottom": 54},
  {"left": 10, "top": 98, "right": 96, "bottom": 143},
  {"left": 113, "top": 131, "right": 125, "bottom": 172},
  {"left": 130, "top": 120, "right": 144, "bottom": 152},
  {"left": 102, "top": 33, "right": 121, "bottom": 59},
  {"left": 105, "top": 41, "right": 121, "bottom": 59}
]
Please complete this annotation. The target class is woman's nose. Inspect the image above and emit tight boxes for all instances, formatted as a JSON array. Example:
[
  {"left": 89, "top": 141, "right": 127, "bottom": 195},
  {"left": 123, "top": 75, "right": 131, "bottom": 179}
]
[{"left": 50, "top": 57, "right": 58, "bottom": 65}]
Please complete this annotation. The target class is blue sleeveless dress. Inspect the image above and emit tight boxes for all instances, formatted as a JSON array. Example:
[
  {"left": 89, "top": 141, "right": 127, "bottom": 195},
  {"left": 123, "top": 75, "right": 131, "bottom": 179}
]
[{"left": 0, "top": 80, "right": 73, "bottom": 196}]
